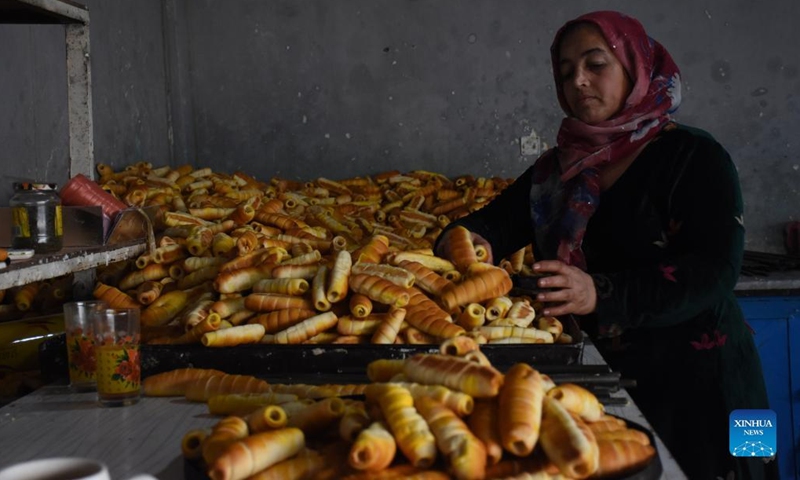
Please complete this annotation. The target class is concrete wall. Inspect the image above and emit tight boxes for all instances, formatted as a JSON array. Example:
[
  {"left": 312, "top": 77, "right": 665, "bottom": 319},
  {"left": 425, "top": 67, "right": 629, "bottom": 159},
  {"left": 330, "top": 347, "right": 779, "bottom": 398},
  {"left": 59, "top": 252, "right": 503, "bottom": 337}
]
[
  {"left": 1, "top": 0, "right": 798, "bottom": 253},
  {"left": 0, "top": 24, "right": 70, "bottom": 192},
  {"left": 0, "top": 0, "right": 170, "bottom": 202}
]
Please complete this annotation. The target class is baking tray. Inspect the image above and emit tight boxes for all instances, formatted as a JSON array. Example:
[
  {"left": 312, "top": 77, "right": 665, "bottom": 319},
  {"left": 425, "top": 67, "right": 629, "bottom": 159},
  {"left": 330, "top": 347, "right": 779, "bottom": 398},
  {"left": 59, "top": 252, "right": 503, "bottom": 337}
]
[
  {"left": 510, "top": 273, "right": 555, "bottom": 296},
  {"left": 605, "top": 416, "right": 663, "bottom": 480},
  {"left": 183, "top": 415, "right": 661, "bottom": 480},
  {"left": 140, "top": 315, "right": 583, "bottom": 379},
  {"left": 37, "top": 315, "right": 583, "bottom": 384}
]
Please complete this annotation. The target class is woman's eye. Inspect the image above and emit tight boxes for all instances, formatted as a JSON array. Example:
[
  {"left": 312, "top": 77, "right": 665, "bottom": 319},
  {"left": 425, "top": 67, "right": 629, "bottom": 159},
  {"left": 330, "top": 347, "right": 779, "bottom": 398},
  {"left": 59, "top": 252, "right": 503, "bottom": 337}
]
[{"left": 588, "top": 62, "right": 606, "bottom": 70}]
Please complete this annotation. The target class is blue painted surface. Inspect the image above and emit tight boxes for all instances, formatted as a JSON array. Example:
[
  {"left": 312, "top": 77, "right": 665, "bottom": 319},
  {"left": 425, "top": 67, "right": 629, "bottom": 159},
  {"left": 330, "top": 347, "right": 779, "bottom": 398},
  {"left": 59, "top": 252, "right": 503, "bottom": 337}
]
[{"left": 738, "top": 297, "right": 800, "bottom": 480}]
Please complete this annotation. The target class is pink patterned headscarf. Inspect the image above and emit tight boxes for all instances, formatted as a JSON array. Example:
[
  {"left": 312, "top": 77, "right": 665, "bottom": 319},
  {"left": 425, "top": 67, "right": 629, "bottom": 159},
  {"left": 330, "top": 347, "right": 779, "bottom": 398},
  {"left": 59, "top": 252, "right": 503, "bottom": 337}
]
[{"left": 530, "top": 11, "right": 681, "bottom": 269}]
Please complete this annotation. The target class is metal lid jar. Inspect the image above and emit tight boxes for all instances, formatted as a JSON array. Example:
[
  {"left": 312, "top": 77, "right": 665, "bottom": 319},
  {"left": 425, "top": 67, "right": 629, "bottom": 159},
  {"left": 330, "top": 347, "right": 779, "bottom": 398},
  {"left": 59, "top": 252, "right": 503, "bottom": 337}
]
[{"left": 10, "top": 182, "right": 63, "bottom": 253}]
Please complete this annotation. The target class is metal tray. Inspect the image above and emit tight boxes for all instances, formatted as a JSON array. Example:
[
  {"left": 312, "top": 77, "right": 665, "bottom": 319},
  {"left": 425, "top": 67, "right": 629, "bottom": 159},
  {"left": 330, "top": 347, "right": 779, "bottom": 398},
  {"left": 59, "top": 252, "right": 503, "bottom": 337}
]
[
  {"left": 510, "top": 273, "right": 556, "bottom": 296},
  {"left": 140, "top": 316, "right": 583, "bottom": 379},
  {"left": 37, "top": 316, "right": 583, "bottom": 384},
  {"left": 612, "top": 416, "right": 663, "bottom": 480}
]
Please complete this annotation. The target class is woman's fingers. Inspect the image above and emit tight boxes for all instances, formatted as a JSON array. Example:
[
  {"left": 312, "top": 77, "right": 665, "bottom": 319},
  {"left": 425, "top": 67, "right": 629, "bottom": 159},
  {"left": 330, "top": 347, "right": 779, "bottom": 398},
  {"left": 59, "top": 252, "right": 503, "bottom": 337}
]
[
  {"left": 537, "top": 284, "right": 577, "bottom": 315},
  {"left": 532, "top": 261, "right": 597, "bottom": 315},
  {"left": 540, "top": 302, "right": 572, "bottom": 317},
  {"left": 533, "top": 260, "right": 568, "bottom": 274}
]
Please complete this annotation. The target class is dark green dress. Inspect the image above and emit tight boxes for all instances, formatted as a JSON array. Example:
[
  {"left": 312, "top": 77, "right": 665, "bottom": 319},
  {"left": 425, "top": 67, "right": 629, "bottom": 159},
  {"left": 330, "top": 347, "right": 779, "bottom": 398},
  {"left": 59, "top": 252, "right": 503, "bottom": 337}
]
[{"left": 441, "top": 125, "right": 777, "bottom": 479}]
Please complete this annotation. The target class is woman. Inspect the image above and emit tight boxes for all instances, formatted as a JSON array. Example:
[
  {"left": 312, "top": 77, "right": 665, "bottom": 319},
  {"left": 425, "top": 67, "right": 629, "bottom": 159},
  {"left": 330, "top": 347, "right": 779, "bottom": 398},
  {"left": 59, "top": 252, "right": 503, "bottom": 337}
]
[{"left": 436, "top": 11, "right": 776, "bottom": 479}]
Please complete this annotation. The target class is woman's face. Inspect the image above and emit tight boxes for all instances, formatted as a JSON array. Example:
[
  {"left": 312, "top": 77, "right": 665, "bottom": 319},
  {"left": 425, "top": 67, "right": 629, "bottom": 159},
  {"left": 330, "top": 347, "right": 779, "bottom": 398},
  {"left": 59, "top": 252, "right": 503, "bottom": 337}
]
[{"left": 557, "top": 23, "right": 633, "bottom": 125}]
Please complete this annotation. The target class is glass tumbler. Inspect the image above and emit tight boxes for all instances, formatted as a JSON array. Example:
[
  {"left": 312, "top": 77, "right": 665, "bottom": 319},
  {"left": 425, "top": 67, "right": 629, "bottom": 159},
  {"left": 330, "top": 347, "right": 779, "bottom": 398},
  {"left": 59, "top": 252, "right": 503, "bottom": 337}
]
[
  {"left": 63, "top": 300, "right": 108, "bottom": 392},
  {"left": 94, "top": 308, "right": 141, "bottom": 407}
]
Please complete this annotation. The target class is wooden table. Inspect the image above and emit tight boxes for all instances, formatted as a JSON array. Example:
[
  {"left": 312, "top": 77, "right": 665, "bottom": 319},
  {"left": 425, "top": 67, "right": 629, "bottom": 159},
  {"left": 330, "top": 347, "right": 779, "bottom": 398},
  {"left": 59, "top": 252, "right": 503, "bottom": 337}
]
[{"left": 0, "top": 343, "right": 687, "bottom": 480}]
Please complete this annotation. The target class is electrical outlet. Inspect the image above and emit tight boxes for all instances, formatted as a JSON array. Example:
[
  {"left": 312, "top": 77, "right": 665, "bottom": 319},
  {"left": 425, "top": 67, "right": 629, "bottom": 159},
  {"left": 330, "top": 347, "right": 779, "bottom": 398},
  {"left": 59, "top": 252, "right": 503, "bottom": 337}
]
[{"left": 520, "top": 130, "right": 542, "bottom": 156}]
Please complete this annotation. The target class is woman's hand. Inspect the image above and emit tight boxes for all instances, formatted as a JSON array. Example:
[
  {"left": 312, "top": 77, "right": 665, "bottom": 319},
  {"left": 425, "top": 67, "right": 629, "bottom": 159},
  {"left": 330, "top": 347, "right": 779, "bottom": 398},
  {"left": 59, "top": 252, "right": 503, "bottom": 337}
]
[
  {"left": 533, "top": 260, "right": 597, "bottom": 316},
  {"left": 436, "top": 229, "right": 494, "bottom": 265}
]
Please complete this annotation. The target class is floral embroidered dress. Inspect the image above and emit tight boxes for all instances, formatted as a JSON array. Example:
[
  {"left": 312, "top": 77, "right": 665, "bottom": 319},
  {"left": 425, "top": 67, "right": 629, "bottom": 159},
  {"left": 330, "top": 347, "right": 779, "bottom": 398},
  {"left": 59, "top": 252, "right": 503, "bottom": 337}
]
[{"left": 441, "top": 124, "right": 775, "bottom": 478}]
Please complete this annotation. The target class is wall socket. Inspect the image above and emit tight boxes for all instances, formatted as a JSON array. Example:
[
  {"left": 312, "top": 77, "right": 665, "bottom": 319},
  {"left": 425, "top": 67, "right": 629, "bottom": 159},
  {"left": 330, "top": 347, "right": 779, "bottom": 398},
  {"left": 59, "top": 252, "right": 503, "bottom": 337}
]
[{"left": 520, "top": 130, "right": 544, "bottom": 156}]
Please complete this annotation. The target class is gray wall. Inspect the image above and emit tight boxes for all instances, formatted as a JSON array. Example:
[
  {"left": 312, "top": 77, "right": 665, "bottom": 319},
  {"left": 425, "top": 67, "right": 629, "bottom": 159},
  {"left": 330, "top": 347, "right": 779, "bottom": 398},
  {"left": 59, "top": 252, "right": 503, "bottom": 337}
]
[{"left": 1, "top": 0, "right": 798, "bottom": 253}]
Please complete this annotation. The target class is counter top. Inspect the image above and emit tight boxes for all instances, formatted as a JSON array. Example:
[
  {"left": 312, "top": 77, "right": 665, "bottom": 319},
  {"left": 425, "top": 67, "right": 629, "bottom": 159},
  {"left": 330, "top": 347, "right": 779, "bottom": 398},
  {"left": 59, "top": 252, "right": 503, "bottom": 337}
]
[
  {"left": 0, "top": 343, "right": 687, "bottom": 480},
  {"left": 736, "top": 271, "right": 800, "bottom": 295},
  {"left": 581, "top": 343, "right": 685, "bottom": 479}
]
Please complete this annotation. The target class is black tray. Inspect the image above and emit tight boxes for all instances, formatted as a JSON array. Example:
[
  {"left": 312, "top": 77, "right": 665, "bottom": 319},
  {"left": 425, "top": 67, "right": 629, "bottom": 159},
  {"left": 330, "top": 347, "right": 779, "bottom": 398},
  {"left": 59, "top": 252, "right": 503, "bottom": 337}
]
[
  {"left": 140, "top": 316, "right": 583, "bottom": 379},
  {"left": 183, "top": 415, "right": 661, "bottom": 480},
  {"left": 510, "top": 273, "right": 555, "bottom": 296},
  {"left": 612, "top": 416, "right": 663, "bottom": 480},
  {"left": 39, "top": 319, "right": 583, "bottom": 384}
]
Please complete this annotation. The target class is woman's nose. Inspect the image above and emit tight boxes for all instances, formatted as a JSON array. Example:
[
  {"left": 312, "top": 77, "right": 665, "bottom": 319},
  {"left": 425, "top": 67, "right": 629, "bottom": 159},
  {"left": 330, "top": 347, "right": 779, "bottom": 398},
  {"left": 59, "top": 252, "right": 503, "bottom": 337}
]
[{"left": 571, "top": 67, "right": 589, "bottom": 87}]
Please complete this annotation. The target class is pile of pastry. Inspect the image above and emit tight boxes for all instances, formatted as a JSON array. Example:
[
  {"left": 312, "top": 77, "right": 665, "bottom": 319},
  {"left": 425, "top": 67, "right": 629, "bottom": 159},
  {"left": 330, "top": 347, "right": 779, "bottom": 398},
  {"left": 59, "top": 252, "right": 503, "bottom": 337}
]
[
  {"left": 145, "top": 338, "right": 654, "bottom": 480},
  {"left": 92, "top": 163, "right": 565, "bottom": 347}
]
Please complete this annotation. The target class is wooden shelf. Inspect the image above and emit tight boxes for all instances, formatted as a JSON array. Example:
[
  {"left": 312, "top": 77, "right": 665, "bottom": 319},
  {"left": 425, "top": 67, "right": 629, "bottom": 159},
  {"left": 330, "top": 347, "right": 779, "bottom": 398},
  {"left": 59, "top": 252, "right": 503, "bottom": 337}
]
[{"left": 0, "top": 241, "right": 145, "bottom": 290}]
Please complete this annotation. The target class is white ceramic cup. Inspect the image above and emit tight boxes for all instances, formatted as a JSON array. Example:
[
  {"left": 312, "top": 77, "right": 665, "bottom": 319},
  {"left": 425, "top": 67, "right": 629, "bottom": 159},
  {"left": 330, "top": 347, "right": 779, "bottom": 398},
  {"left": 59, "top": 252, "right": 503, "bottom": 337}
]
[{"left": 0, "top": 457, "right": 111, "bottom": 480}]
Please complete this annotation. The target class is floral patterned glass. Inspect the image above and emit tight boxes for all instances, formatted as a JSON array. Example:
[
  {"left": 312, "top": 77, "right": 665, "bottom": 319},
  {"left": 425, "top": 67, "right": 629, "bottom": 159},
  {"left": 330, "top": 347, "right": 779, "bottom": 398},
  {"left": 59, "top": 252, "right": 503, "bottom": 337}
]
[
  {"left": 94, "top": 308, "right": 141, "bottom": 407},
  {"left": 63, "top": 300, "right": 108, "bottom": 392}
]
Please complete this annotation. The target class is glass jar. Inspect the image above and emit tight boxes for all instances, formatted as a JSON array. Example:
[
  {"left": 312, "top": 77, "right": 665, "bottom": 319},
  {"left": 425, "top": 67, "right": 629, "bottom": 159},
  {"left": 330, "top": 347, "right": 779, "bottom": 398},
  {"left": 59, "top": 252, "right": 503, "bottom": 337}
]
[{"left": 10, "top": 182, "right": 63, "bottom": 253}]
